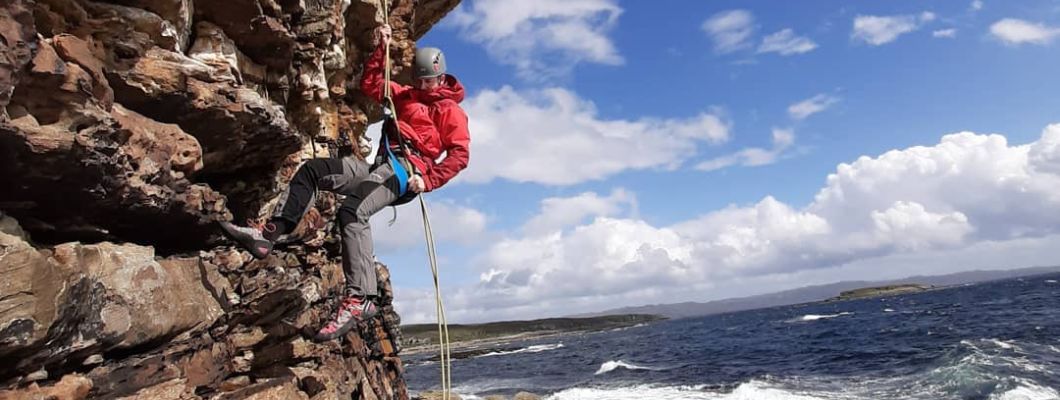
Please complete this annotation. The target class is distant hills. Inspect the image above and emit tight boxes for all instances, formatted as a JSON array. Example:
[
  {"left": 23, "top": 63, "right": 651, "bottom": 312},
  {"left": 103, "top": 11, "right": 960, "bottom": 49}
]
[{"left": 575, "top": 266, "right": 1060, "bottom": 319}]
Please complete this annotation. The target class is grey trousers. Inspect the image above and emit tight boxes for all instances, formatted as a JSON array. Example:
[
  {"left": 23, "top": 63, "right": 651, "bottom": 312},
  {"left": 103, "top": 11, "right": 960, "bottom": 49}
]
[{"left": 273, "top": 156, "right": 401, "bottom": 297}]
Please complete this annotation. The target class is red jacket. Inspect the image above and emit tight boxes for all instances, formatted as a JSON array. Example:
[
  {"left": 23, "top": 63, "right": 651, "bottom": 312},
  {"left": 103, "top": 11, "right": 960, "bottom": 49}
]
[{"left": 360, "top": 45, "right": 470, "bottom": 192}]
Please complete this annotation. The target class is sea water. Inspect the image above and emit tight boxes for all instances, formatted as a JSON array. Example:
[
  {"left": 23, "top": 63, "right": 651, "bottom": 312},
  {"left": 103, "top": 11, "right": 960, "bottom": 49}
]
[{"left": 405, "top": 273, "right": 1060, "bottom": 399}]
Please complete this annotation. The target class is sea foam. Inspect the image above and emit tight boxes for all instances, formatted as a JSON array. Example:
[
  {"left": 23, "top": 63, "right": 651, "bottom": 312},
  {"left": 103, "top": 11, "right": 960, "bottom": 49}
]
[
  {"left": 594, "top": 360, "right": 662, "bottom": 375},
  {"left": 789, "top": 312, "right": 852, "bottom": 322},
  {"left": 988, "top": 381, "right": 1060, "bottom": 400},
  {"left": 545, "top": 381, "right": 824, "bottom": 400}
]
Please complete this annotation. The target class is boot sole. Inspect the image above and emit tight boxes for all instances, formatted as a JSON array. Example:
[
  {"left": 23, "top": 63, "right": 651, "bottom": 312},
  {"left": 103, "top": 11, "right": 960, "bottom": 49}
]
[
  {"left": 218, "top": 222, "right": 271, "bottom": 259},
  {"left": 312, "top": 306, "right": 379, "bottom": 342}
]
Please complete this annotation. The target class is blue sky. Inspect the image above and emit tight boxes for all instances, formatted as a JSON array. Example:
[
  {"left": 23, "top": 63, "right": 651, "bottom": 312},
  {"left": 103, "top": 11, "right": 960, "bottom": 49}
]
[{"left": 365, "top": 0, "right": 1060, "bottom": 323}]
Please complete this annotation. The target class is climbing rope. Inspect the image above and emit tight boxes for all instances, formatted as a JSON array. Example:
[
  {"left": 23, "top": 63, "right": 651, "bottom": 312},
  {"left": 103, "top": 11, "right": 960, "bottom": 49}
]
[{"left": 380, "top": 1, "right": 453, "bottom": 398}]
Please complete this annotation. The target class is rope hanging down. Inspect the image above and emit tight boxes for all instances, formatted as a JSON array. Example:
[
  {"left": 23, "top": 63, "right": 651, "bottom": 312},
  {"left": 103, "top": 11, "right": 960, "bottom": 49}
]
[{"left": 380, "top": 1, "right": 453, "bottom": 398}]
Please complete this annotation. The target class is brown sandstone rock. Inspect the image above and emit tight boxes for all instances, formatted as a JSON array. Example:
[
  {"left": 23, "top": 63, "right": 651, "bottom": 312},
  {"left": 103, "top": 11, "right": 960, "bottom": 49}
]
[
  {"left": 2, "top": 32, "right": 228, "bottom": 249},
  {"left": 0, "top": 218, "right": 226, "bottom": 380},
  {"left": 52, "top": 34, "right": 113, "bottom": 109},
  {"left": 103, "top": 0, "right": 194, "bottom": 51},
  {"left": 192, "top": 0, "right": 296, "bottom": 70},
  {"left": 0, "top": 99, "right": 230, "bottom": 249},
  {"left": 0, "top": 374, "right": 92, "bottom": 400},
  {"left": 0, "top": 0, "right": 36, "bottom": 113}
]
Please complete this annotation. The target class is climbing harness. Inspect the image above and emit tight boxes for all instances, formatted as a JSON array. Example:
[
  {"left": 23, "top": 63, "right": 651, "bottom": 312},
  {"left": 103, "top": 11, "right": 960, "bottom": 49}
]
[
  {"left": 379, "top": 1, "right": 453, "bottom": 398},
  {"left": 380, "top": 120, "right": 409, "bottom": 196}
]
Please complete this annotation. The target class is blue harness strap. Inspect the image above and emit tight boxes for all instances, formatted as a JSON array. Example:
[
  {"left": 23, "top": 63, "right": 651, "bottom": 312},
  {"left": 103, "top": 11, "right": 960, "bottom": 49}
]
[{"left": 382, "top": 133, "right": 409, "bottom": 196}]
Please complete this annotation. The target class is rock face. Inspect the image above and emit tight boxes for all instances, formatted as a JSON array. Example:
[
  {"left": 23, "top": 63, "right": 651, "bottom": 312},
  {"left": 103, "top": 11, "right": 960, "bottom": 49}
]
[
  {"left": 0, "top": 0, "right": 460, "bottom": 250},
  {"left": 0, "top": 0, "right": 461, "bottom": 398},
  {"left": 0, "top": 212, "right": 410, "bottom": 399}
]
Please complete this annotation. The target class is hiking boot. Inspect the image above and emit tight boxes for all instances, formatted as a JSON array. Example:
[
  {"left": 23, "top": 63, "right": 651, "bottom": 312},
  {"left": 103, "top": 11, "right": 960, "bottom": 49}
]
[
  {"left": 218, "top": 220, "right": 274, "bottom": 260},
  {"left": 314, "top": 296, "right": 378, "bottom": 342}
]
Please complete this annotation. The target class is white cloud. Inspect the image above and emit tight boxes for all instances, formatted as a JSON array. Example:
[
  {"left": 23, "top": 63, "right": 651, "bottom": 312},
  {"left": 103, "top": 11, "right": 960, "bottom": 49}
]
[
  {"left": 1028, "top": 122, "right": 1060, "bottom": 175},
  {"left": 871, "top": 201, "right": 973, "bottom": 251},
  {"left": 989, "top": 19, "right": 1060, "bottom": 46},
  {"left": 448, "top": 0, "right": 623, "bottom": 80},
  {"left": 459, "top": 86, "right": 731, "bottom": 185},
  {"left": 370, "top": 200, "right": 488, "bottom": 251},
  {"left": 788, "top": 94, "right": 840, "bottom": 120},
  {"left": 696, "top": 128, "right": 796, "bottom": 171},
  {"left": 933, "top": 29, "right": 958, "bottom": 38},
  {"left": 397, "top": 123, "right": 1060, "bottom": 322},
  {"left": 971, "top": 1, "right": 984, "bottom": 11},
  {"left": 703, "top": 10, "right": 756, "bottom": 53},
  {"left": 522, "top": 188, "right": 637, "bottom": 235},
  {"left": 448, "top": 217, "right": 698, "bottom": 321},
  {"left": 852, "top": 12, "right": 936, "bottom": 45},
  {"left": 757, "top": 29, "right": 818, "bottom": 55},
  {"left": 808, "top": 126, "right": 1060, "bottom": 241}
]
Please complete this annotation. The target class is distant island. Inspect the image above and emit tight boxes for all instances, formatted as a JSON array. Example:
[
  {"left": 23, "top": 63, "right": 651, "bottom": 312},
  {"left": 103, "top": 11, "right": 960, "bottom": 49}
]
[
  {"left": 400, "top": 314, "right": 663, "bottom": 355},
  {"left": 576, "top": 265, "right": 1060, "bottom": 320},
  {"left": 826, "top": 284, "right": 932, "bottom": 302}
]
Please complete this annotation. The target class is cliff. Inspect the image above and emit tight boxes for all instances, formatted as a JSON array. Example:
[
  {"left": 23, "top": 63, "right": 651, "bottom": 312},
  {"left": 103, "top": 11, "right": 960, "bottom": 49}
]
[{"left": 0, "top": 0, "right": 459, "bottom": 398}]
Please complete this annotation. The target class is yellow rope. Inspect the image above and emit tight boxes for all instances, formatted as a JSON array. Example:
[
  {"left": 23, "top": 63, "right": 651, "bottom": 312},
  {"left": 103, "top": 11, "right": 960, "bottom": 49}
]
[
  {"left": 380, "top": 1, "right": 452, "bottom": 398},
  {"left": 421, "top": 195, "right": 453, "bottom": 399}
]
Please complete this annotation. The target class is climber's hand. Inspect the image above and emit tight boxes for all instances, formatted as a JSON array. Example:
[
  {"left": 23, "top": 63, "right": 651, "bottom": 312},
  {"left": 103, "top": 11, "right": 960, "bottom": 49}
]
[
  {"left": 376, "top": 24, "right": 392, "bottom": 47},
  {"left": 409, "top": 174, "right": 425, "bottom": 193}
]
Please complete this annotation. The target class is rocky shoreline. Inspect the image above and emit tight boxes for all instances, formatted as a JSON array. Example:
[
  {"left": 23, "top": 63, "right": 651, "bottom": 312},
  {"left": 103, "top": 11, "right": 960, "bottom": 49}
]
[
  {"left": 400, "top": 315, "right": 663, "bottom": 363},
  {"left": 401, "top": 314, "right": 664, "bottom": 350},
  {"left": 403, "top": 330, "right": 572, "bottom": 359}
]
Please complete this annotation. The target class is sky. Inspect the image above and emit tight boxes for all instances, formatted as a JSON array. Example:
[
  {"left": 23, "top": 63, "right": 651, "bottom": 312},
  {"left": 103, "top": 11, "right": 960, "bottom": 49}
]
[{"left": 363, "top": 0, "right": 1060, "bottom": 324}]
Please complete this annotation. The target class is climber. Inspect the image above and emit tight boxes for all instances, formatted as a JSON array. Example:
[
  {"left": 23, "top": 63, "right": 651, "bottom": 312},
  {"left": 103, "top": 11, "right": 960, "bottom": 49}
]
[{"left": 218, "top": 23, "right": 470, "bottom": 342}]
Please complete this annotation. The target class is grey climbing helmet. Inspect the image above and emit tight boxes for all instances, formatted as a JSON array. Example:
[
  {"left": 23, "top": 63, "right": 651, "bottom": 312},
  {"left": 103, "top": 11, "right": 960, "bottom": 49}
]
[{"left": 413, "top": 47, "right": 446, "bottom": 79}]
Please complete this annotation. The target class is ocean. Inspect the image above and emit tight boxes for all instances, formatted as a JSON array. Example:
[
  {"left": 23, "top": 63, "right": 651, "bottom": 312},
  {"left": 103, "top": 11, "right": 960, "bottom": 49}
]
[{"left": 404, "top": 273, "right": 1060, "bottom": 400}]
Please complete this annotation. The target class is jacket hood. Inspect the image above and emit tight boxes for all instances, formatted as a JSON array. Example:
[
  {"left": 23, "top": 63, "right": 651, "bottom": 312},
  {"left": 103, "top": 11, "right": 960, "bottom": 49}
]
[{"left": 414, "top": 74, "right": 465, "bottom": 104}]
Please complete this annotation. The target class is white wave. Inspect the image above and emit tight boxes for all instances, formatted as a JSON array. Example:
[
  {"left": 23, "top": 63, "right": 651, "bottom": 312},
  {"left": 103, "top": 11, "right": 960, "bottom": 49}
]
[
  {"left": 446, "top": 377, "right": 538, "bottom": 397},
  {"left": 883, "top": 308, "right": 895, "bottom": 312},
  {"left": 1045, "top": 280, "right": 1057, "bottom": 283},
  {"left": 986, "top": 338, "right": 1017, "bottom": 350},
  {"left": 724, "top": 382, "right": 827, "bottom": 400},
  {"left": 546, "top": 385, "right": 718, "bottom": 400},
  {"left": 938, "top": 339, "right": 1058, "bottom": 386},
  {"left": 477, "top": 343, "right": 565, "bottom": 358},
  {"left": 545, "top": 381, "right": 825, "bottom": 400},
  {"left": 989, "top": 380, "right": 1060, "bottom": 400},
  {"left": 962, "top": 338, "right": 1030, "bottom": 354},
  {"left": 790, "top": 312, "right": 852, "bottom": 322},
  {"left": 593, "top": 360, "right": 662, "bottom": 375},
  {"left": 544, "top": 367, "right": 1060, "bottom": 400}
]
